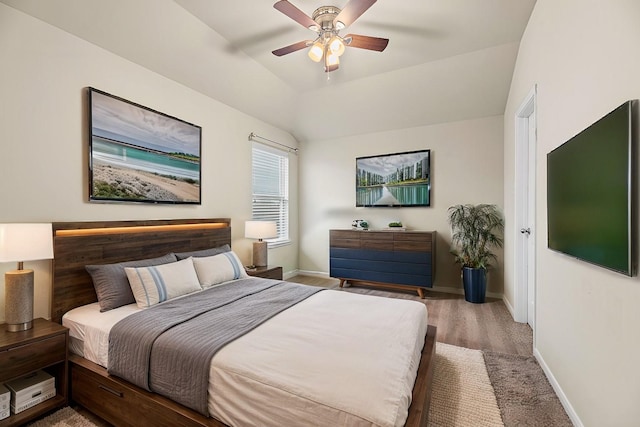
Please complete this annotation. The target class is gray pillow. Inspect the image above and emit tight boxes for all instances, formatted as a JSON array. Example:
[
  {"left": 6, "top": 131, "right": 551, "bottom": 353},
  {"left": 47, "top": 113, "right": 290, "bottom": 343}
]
[
  {"left": 86, "top": 253, "right": 177, "bottom": 312},
  {"left": 174, "top": 244, "right": 231, "bottom": 260}
]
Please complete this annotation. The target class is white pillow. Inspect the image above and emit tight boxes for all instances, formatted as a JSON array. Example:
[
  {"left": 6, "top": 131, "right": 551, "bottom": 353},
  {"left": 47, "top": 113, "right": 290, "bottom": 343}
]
[
  {"left": 192, "top": 251, "right": 248, "bottom": 288},
  {"left": 125, "top": 257, "right": 202, "bottom": 308}
]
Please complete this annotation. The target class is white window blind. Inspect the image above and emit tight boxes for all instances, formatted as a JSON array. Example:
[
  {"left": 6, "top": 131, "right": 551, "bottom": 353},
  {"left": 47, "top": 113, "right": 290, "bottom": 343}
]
[{"left": 252, "top": 142, "right": 289, "bottom": 245}]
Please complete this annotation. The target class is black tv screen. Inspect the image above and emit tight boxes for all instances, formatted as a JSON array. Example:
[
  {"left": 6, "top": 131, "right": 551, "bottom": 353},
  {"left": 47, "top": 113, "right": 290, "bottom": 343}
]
[
  {"left": 356, "top": 149, "right": 430, "bottom": 207},
  {"left": 547, "top": 101, "right": 635, "bottom": 275}
]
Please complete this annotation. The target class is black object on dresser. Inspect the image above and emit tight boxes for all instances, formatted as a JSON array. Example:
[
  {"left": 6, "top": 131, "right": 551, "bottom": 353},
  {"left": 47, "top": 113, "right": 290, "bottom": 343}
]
[{"left": 330, "top": 229, "right": 436, "bottom": 298}]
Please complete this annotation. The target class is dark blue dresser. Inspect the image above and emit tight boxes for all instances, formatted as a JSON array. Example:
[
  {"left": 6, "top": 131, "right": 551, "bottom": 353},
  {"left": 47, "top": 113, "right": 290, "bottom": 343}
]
[{"left": 329, "top": 229, "right": 436, "bottom": 298}]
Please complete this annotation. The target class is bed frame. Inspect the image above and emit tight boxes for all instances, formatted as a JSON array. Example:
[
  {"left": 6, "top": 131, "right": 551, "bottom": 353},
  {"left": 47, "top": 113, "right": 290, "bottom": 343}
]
[{"left": 50, "top": 219, "right": 436, "bottom": 427}]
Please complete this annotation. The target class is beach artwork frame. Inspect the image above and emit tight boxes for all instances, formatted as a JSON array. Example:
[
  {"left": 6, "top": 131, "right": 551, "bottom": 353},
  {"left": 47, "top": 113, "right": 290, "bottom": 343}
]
[{"left": 88, "top": 87, "right": 202, "bottom": 204}]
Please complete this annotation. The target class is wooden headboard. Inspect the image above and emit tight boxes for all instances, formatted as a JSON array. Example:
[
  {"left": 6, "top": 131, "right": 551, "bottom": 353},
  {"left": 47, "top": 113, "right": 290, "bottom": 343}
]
[{"left": 51, "top": 218, "right": 231, "bottom": 324}]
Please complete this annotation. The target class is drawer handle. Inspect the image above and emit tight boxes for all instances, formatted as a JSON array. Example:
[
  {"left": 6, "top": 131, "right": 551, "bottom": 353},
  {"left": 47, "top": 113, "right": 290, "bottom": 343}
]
[{"left": 98, "top": 384, "right": 123, "bottom": 398}]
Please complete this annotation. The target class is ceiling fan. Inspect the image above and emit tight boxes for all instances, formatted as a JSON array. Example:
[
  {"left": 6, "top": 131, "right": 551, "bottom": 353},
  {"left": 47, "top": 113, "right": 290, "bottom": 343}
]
[{"left": 271, "top": 0, "right": 389, "bottom": 73}]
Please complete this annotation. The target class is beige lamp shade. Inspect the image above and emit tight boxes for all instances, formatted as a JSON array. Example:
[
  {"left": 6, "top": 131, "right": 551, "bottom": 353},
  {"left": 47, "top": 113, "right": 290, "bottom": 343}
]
[
  {"left": 0, "top": 223, "right": 53, "bottom": 332},
  {"left": 0, "top": 223, "right": 54, "bottom": 263},
  {"left": 245, "top": 221, "right": 277, "bottom": 241}
]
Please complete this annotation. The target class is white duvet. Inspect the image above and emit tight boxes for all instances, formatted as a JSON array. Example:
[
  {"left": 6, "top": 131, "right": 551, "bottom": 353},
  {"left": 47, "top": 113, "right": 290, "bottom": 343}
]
[{"left": 63, "top": 287, "right": 428, "bottom": 427}]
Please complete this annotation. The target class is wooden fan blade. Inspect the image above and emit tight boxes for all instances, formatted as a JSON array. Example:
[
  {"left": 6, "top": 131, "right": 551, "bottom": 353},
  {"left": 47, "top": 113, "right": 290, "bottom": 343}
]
[
  {"left": 273, "top": 1, "right": 318, "bottom": 30},
  {"left": 334, "top": 0, "right": 377, "bottom": 29},
  {"left": 272, "top": 40, "right": 312, "bottom": 56},
  {"left": 344, "top": 34, "right": 389, "bottom": 51}
]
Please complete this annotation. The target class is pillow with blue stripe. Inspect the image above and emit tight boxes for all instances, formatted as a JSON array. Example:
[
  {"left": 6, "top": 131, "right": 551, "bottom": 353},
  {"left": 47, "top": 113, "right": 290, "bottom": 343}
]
[
  {"left": 192, "top": 251, "right": 249, "bottom": 288},
  {"left": 86, "top": 253, "right": 177, "bottom": 312},
  {"left": 125, "top": 257, "right": 202, "bottom": 308}
]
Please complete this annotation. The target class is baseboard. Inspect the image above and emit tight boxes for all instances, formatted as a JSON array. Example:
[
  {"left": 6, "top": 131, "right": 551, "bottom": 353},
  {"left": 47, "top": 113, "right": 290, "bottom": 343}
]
[
  {"left": 533, "top": 348, "right": 583, "bottom": 427},
  {"left": 502, "top": 295, "right": 516, "bottom": 319},
  {"left": 283, "top": 269, "right": 303, "bottom": 280},
  {"left": 295, "top": 269, "right": 329, "bottom": 278}
]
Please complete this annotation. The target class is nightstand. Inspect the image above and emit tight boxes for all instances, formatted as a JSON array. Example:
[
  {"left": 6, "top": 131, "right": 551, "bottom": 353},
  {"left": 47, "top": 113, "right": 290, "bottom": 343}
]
[
  {"left": 0, "top": 318, "right": 68, "bottom": 426},
  {"left": 246, "top": 265, "right": 283, "bottom": 280}
]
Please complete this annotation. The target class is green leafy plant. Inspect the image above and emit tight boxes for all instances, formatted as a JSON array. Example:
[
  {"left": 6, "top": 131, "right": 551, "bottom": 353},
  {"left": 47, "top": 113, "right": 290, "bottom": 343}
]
[
  {"left": 388, "top": 221, "right": 403, "bottom": 227},
  {"left": 447, "top": 204, "right": 504, "bottom": 269}
]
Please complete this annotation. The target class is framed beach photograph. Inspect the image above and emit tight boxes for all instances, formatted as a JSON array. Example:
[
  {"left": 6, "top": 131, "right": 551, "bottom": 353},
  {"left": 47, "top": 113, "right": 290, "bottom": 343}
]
[
  {"left": 356, "top": 149, "right": 431, "bottom": 207},
  {"left": 88, "top": 87, "right": 202, "bottom": 204}
]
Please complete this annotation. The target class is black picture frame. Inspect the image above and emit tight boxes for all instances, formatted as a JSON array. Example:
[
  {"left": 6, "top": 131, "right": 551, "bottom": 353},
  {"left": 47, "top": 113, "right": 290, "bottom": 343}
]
[
  {"left": 88, "top": 87, "right": 202, "bottom": 204},
  {"left": 356, "top": 149, "right": 431, "bottom": 207}
]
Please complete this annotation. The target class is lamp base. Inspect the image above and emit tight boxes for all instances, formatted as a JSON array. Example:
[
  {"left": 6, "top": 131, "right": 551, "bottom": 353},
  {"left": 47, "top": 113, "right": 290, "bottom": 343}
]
[
  {"left": 252, "top": 241, "right": 268, "bottom": 267},
  {"left": 5, "top": 269, "right": 34, "bottom": 332},
  {"left": 6, "top": 320, "right": 32, "bottom": 332}
]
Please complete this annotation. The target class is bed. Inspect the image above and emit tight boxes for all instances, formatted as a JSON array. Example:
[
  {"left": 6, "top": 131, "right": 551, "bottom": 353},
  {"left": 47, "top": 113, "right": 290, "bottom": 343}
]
[{"left": 51, "top": 219, "right": 437, "bottom": 427}]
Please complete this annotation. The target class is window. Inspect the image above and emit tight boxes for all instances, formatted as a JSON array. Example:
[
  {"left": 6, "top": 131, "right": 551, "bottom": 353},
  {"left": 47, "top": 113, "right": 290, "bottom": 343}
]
[{"left": 251, "top": 142, "right": 289, "bottom": 245}]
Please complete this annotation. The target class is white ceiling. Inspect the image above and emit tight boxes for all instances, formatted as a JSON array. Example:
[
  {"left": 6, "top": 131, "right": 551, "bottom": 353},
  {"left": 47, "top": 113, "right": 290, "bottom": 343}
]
[{"left": 2, "top": 0, "right": 536, "bottom": 142}]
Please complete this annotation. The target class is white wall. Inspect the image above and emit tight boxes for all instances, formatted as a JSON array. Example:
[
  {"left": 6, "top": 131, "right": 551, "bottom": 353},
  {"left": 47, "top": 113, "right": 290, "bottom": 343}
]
[
  {"left": 0, "top": 4, "right": 299, "bottom": 322},
  {"left": 503, "top": 1, "right": 640, "bottom": 425},
  {"left": 299, "top": 116, "right": 505, "bottom": 294}
]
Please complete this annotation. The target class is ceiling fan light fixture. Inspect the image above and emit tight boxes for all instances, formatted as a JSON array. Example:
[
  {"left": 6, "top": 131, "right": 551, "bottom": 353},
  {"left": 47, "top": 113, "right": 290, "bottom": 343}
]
[
  {"left": 325, "top": 51, "right": 339, "bottom": 72},
  {"left": 308, "top": 41, "right": 324, "bottom": 62},
  {"left": 272, "top": 0, "right": 387, "bottom": 74},
  {"left": 329, "top": 36, "right": 345, "bottom": 56}
]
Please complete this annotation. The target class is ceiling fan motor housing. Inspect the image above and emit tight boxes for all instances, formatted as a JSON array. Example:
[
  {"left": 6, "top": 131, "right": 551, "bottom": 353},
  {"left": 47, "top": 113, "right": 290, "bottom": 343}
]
[{"left": 312, "top": 6, "right": 342, "bottom": 31}]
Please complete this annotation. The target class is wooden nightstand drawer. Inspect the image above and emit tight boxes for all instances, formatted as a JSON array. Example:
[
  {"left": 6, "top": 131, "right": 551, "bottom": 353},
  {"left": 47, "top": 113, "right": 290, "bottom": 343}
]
[
  {"left": 0, "top": 334, "right": 66, "bottom": 381},
  {"left": 246, "top": 266, "right": 283, "bottom": 280}
]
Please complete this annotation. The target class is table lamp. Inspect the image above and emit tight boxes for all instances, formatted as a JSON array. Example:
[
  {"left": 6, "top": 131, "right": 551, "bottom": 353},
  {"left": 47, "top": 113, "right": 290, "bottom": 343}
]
[
  {"left": 245, "top": 221, "right": 277, "bottom": 267},
  {"left": 0, "top": 223, "right": 53, "bottom": 332}
]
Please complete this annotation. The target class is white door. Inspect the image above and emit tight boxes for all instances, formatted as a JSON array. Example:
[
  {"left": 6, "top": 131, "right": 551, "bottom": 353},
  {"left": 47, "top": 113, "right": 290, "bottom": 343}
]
[{"left": 515, "top": 86, "right": 537, "bottom": 329}]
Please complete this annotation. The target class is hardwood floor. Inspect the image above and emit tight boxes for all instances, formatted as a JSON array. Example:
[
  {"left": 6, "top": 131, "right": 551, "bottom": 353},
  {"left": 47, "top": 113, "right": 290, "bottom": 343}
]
[{"left": 288, "top": 274, "right": 533, "bottom": 356}]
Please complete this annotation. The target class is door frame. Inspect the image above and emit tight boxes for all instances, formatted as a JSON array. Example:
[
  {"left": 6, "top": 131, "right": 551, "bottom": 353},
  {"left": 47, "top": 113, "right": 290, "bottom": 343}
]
[{"left": 514, "top": 85, "right": 537, "bottom": 327}]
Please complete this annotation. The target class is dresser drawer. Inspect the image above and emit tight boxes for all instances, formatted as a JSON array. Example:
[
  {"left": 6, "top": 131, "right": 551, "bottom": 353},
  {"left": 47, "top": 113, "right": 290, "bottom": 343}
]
[
  {"left": 0, "top": 334, "right": 66, "bottom": 381},
  {"left": 394, "top": 240, "right": 431, "bottom": 252},
  {"left": 360, "top": 233, "right": 393, "bottom": 251},
  {"left": 330, "top": 230, "right": 361, "bottom": 240},
  {"left": 331, "top": 239, "right": 360, "bottom": 249}
]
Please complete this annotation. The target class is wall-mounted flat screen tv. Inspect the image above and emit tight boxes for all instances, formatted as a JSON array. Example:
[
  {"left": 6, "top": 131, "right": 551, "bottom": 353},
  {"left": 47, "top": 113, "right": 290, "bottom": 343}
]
[
  {"left": 547, "top": 100, "right": 635, "bottom": 276},
  {"left": 88, "top": 87, "right": 202, "bottom": 204},
  {"left": 356, "top": 149, "right": 430, "bottom": 207}
]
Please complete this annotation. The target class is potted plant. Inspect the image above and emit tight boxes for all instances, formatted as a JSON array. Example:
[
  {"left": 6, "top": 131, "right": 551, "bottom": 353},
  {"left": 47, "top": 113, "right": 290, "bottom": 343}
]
[{"left": 447, "top": 204, "right": 504, "bottom": 303}]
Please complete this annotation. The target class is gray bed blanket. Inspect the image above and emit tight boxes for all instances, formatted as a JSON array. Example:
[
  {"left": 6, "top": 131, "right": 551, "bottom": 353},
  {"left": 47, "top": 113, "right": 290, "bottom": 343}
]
[{"left": 108, "top": 277, "right": 323, "bottom": 416}]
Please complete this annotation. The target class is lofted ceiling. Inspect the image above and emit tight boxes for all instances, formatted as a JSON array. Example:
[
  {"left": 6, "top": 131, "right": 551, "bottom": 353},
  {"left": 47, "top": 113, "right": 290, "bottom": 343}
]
[{"left": 1, "top": 0, "right": 536, "bottom": 142}]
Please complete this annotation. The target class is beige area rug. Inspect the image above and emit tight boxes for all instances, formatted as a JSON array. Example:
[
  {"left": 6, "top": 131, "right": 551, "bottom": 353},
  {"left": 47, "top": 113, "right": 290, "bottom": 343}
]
[
  {"left": 26, "top": 406, "right": 98, "bottom": 427},
  {"left": 428, "top": 343, "right": 504, "bottom": 427}
]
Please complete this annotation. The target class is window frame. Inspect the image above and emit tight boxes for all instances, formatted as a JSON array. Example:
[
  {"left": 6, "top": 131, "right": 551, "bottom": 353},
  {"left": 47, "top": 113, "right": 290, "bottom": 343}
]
[{"left": 251, "top": 141, "right": 290, "bottom": 247}]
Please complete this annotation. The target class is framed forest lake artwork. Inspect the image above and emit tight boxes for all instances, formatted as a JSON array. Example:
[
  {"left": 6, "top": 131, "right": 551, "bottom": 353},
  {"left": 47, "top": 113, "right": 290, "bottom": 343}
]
[
  {"left": 356, "top": 149, "right": 431, "bottom": 207},
  {"left": 88, "top": 87, "right": 202, "bottom": 204}
]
